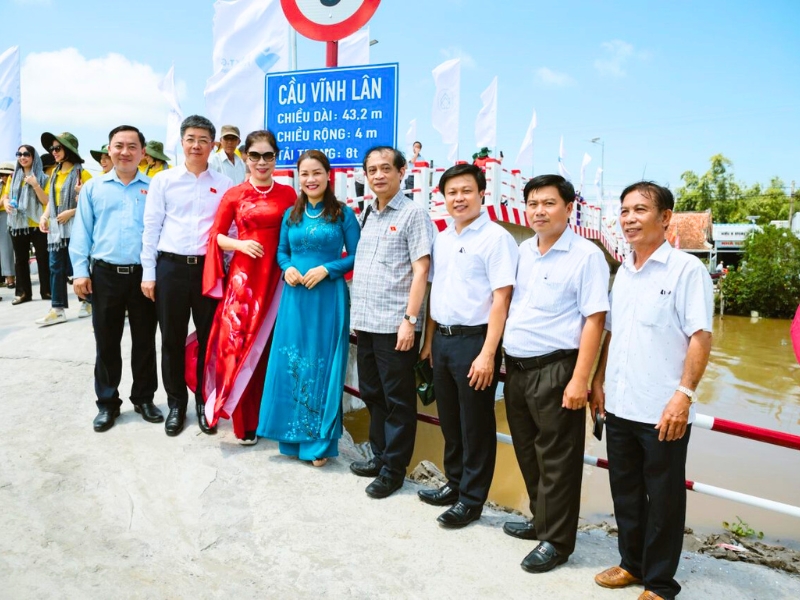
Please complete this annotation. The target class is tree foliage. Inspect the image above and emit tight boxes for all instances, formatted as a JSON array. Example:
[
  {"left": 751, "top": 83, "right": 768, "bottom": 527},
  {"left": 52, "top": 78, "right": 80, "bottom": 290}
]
[
  {"left": 675, "top": 155, "right": 793, "bottom": 224},
  {"left": 720, "top": 225, "right": 800, "bottom": 318}
]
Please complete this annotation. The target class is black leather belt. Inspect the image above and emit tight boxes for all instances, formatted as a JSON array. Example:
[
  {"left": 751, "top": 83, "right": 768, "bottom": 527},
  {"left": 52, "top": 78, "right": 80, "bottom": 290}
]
[
  {"left": 158, "top": 251, "right": 205, "bottom": 265},
  {"left": 505, "top": 349, "right": 578, "bottom": 370},
  {"left": 436, "top": 324, "right": 488, "bottom": 337},
  {"left": 94, "top": 260, "right": 142, "bottom": 275}
]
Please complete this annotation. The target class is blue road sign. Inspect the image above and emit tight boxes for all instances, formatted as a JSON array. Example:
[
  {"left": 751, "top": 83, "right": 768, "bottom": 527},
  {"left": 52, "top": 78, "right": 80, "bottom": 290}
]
[{"left": 265, "top": 63, "right": 398, "bottom": 168}]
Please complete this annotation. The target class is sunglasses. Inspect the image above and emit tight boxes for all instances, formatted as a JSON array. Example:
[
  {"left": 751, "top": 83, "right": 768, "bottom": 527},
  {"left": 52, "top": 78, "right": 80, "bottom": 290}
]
[
  {"left": 247, "top": 151, "right": 276, "bottom": 163},
  {"left": 16, "top": 152, "right": 31, "bottom": 158},
  {"left": 49, "top": 145, "right": 64, "bottom": 153}
]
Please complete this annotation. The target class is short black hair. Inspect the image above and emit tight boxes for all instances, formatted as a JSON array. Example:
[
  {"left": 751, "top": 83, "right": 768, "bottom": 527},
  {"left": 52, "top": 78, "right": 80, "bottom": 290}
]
[
  {"left": 523, "top": 174, "right": 575, "bottom": 205},
  {"left": 243, "top": 129, "right": 279, "bottom": 154},
  {"left": 438, "top": 163, "right": 486, "bottom": 193},
  {"left": 620, "top": 181, "right": 674, "bottom": 212},
  {"left": 108, "top": 125, "right": 145, "bottom": 147},
  {"left": 363, "top": 146, "right": 406, "bottom": 171},
  {"left": 413, "top": 141, "right": 422, "bottom": 147},
  {"left": 180, "top": 115, "right": 216, "bottom": 141}
]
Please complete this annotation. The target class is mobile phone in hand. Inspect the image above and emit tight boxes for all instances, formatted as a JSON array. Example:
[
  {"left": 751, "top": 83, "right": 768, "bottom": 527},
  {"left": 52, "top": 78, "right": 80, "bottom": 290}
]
[{"left": 593, "top": 412, "right": 605, "bottom": 441}]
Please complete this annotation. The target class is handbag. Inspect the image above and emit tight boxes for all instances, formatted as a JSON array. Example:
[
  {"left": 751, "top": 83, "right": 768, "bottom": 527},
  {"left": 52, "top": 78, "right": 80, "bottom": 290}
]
[{"left": 414, "top": 359, "right": 436, "bottom": 406}]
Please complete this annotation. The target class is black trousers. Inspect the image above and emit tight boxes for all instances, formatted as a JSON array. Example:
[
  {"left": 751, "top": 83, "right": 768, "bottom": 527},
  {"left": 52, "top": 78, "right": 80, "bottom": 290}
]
[
  {"left": 91, "top": 264, "right": 158, "bottom": 410},
  {"left": 504, "top": 351, "right": 584, "bottom": 556},
  {"left": 155, "top": 256, "right": 217, "bottom": 412},
  {"left": 356, "top": 330, "right": 421, "bottom": 479},
  {"left": 11, "top": 229, "right": 50, "bottom": 299},
  {"left": 433, "top": 330, "right": 500, "bottom": 507},
  {"left": 606, "top": 412, "right": 691, "bottom": 600}
]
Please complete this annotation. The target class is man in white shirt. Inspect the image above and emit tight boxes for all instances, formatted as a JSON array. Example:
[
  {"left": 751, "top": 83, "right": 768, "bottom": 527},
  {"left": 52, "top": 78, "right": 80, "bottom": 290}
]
[
  {"left": 141, "top": 115, "right": 234, "bottom": 437},
  {"left": 418, "top": 164, "right": 517, "bottom": 528},
  {"left": 209, "top": 125, "right": 246, "bottom": 184},
  {"left": 502, "top": 174, "right": 610, "bottom": 573},
  {"left": 591, "top": 181, "right": 713, "bottom": 600}
]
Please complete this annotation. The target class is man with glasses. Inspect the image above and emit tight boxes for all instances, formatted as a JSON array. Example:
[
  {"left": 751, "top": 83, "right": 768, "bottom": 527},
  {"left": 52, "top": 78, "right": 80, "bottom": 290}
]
[
  {"left": 209, "top": 125, "right": 246, "bottom": 184},
  {"left": 141, "top": 115, "right": 234, "bottom": 437}
]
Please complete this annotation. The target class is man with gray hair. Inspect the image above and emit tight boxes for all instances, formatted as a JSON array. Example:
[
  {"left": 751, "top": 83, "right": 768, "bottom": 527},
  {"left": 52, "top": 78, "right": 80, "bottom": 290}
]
[{"left": 141, "top": 115, "right": 234, "bottom": 437}]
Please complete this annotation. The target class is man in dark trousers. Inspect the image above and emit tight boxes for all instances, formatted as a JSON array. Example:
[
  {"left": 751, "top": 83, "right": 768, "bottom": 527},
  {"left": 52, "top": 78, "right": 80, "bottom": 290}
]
[
  {"left": 502, "top": 174, "right": 610, "bottom": 573},
  {"left": 418, "top": 163, "right": 517, "bottom": 528},
  {"left": 141, "top": 115, "right": 233, "bottom": 437},
  {"left": 591, "top": 182, "right": 713, "bottom": 600},
  {"left": 349, "top": 146, "right": 435, "bottom": 499},
  {"left": 69, "top": 125, "right": 161, "bottom": 432}
]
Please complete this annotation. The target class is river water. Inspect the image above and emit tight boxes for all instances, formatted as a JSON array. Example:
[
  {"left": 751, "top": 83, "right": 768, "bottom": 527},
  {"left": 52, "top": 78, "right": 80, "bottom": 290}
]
[{"left": 344, "top": 315, "right": 800, "bottom": 546}]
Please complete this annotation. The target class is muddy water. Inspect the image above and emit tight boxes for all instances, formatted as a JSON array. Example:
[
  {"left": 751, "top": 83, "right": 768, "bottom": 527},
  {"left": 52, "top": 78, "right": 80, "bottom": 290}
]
[{"left": 344, "top": 315, "right": 800, "bottom": 545}]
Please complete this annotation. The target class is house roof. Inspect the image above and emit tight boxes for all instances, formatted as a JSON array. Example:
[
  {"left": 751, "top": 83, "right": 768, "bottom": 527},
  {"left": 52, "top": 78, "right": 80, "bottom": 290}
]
[{"left": 668, "top": 211, "right": 713, "bottom": 250}]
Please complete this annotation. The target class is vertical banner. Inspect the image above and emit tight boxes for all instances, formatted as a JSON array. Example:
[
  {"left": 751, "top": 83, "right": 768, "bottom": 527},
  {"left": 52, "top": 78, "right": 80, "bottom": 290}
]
[
  {"left": 0, "top": 46, "right": 22, "bottom": 161},
  {"left": 405, "top": 118, "right": 417, "bottom": 154},
  {"left": 579, "top": 152, "right": 592, "bottom": 193},
  {"left": 339, "top": 27, "right": 370, "bottom": 67},
  {"left": 474, "top": 76, "right": 497, "bottom": 149},
  {"left": 157, "top": 65, "right": 184, "bottom": 161},
  {"left": 558, "top": 135, "right": 572, "bottom": 181},
  {"left": 431, "top": 58, "right": 460, "bottom": 164},
  {"left": 515, "top": 109, "right": 536, "bottom": 173},
  {"left": 204, "top": 0, "right": 289, "bottom": 137}
]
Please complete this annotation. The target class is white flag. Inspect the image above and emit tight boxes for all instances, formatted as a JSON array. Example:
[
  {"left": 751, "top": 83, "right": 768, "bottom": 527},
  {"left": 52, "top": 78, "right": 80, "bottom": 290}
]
[
  {"left": 595, "top": 167, "right": 605, "bottom": 212},
  {"left": 579, "top": 152, "right": 592, "bottom": 192},
  {"left": 474, "top": 76, "right": 498, "bottom": 149},
  {"left": 204, "top": 0, "right": 289, "bottom": 137},
  {"left": 515, "top": 109, "right": 537, "bottom": 168},
  {"left": 558, "top": 136, "right": 572, "bottom": 181},
  {"left": 432, "top": 59, "right": 460, "bottom": 148},
  {"left": 157, "top": 65, "right": 184, "bottom": 161},
  {"left": 405, "top": 118, "right": 417, "bottom": 152},
  {"left": 0, "top": 46, "right": 21, "bottom": 162},
  {"left": 339, "top": 27, "right": 370, "bottom": 67}
]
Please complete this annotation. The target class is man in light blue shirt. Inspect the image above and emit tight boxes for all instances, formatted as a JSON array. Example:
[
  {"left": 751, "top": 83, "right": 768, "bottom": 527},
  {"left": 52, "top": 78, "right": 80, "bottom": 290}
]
[{"left": 69, "top": 125, "right": 162, "bottom": 433}]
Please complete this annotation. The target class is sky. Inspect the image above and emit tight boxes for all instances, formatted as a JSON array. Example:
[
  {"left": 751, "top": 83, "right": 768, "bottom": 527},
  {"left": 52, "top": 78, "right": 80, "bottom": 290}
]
[{"left": 2, "top": 0, "right": 799, "bottom": 200}]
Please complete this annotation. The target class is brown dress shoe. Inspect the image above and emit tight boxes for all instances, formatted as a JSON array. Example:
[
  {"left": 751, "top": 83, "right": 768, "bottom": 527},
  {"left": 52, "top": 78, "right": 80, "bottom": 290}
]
[
  {"left": 594, "top": 566, "right": 642, "bottom": 589},
  {"left": 638, "top": 592, "right": 665, "bottom": 600}
]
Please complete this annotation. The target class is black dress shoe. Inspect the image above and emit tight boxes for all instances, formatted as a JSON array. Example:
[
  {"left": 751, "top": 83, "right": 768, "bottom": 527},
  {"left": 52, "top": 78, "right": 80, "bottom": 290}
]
[
  {"left": 93, "top": 408, "right": 120, "bottom": 432},
  {"left": 418, "top": 484, "right": 459, "bottom": 506},
  {"left": 503, "top": 520, "right": 538, "bottom": 540},
  {"left": 521, "top": 541, "right": 568, "bottom": 573},
  {"left": 350, "top": 457, "right": 381, "bottom": 477},
  {"left": 437, "top": 501, "right": 482, "bottom": 528},
  {"left": 196, "top": 402, "right": 216, "bottom": 434},
  {"left": 165, "top": 408, "right": 185, "bottom": 437},
  {"left": 11, "top": 294, "right": 30, "bottom": 305},
  {"left": 134, "top": 402, "right": 164, "bottom": 423},
  {"left": 365, "top": 474, "right": 404, "bottom": 499},
  {"left": 41, "top": 293, "right": 51, "bottom": 300}
]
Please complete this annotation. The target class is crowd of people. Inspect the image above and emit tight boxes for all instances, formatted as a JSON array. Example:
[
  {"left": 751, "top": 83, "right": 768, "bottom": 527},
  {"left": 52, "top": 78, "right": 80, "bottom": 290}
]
[{"left": 0, "top": 115, "right": 713, "bottom": 600}]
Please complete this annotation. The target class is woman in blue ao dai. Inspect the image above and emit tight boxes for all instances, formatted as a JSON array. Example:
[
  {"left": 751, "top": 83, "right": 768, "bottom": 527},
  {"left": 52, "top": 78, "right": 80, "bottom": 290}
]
[{"left": 257, "top": 150, "right": 360, "bottom": 466}]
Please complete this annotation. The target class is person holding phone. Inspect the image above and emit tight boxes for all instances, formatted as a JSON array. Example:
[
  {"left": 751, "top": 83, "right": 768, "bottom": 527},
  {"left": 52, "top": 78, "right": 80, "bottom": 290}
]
[{"left": 502, "top": 174, "right": 609, "bottom": 573}]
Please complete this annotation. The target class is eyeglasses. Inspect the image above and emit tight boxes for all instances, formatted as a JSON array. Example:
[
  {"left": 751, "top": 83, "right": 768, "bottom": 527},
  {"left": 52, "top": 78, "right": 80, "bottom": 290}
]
[
  {"left": 49, "top": 145, "right": 64, "bottom": 153},
  {"left": 16, "top": 152, "right": 31, "bottom": 158},
  {"left": 247, "top": 151, "right": 276, "bottom": 163}
]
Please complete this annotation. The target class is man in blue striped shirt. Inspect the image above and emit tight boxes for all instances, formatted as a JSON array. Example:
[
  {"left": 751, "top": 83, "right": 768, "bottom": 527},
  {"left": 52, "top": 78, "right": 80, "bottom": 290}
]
[{"left": 70, "top": 125, "right": 161, "bottom": 433}]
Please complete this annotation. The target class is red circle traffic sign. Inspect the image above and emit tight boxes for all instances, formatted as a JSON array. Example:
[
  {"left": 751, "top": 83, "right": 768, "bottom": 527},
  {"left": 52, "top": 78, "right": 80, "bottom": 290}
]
[{"left": 281, "top": 0, "right": 380, "bottom": 42}]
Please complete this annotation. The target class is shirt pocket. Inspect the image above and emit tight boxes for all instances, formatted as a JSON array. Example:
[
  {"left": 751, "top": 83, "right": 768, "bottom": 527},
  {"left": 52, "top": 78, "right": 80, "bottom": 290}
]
[
  {"left": 455, "top": 253, "right": 484, "bottom": 281},
  {"left": 375, "top": 230, "right": 406, "bottom": 266},
  {"left": 530, "top": 277, "right": 568, "bottom": 312},
  {"left": 636, "top": 294, "right": 672, "bottom": 327}
]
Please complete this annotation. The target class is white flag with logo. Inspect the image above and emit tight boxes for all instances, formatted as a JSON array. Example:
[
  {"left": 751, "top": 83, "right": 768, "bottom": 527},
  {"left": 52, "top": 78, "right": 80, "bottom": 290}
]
[
  {"left": 515, "top": 109, "right": 537, "bottom": 168},
  {"left": 339, "top": 27, "right": 370, "bottom": 66},
  {"left": 432, "top": 58, "right": 460, "bottom": 148},
  {"left": 558, "top": 135, "right": 572, "bottom": 181},
  {"left": 579, "top": 152, "right": 592, "bottom": 192},
  {"left": 474, "top": 76, "right": 497, "bottom": 149},
  {"left": 0, "top": 46, "right": 21, "bottom": 162},
  {"left": 204, "top": 0, "right": 289, "bottom": 137},
  {"left": 158, "top": 65, "right": 184, "bottom": 161}
]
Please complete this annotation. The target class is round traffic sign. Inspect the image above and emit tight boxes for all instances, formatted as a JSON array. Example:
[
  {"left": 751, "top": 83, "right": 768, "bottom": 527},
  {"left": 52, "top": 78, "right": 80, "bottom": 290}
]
[{"left": 281, "top": 0, "right": 380, "bottom": 42}]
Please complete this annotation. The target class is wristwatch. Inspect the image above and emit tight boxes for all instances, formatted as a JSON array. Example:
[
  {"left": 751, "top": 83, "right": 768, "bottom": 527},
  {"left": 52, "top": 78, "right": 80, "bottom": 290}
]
[
  {"left": 404, "top": 313, "right": 418, "bottom": 325},
  {"left": 676, "top": 385, "right": 696, "bottom": 403}
]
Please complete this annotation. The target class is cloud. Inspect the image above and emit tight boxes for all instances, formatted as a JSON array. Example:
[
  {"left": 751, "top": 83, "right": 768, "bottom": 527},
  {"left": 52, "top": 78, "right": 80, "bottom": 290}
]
[
  {"left": 593, "top": 40, "right": 646, "bottom": 78},
  {"left": 439, "top": 46, "right": 477, "bottom": 69},
  {"left": 21, "top": 48, "right": 184, "bottom": 129},
  {"left": 535, "top": 67, "right": 575, "bottom": 88}
]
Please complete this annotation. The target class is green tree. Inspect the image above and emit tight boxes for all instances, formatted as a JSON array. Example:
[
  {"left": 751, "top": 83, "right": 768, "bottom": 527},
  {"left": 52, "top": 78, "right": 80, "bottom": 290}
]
[
  {"left": 741, "top": 177, "right": 791, "bottom": 224},
  {"left": 676, "top": 154, "right": 745, "bottom": 223},
  {"left": 720, "top": 225, "right": 800, "bottom": 318}
]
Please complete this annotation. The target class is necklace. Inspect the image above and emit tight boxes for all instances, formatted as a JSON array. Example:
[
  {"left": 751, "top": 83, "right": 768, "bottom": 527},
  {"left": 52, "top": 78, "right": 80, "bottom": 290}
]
[
  {"left": 249, "top": 178, "right": 274, "bottom": 196},
  {"left": 305, "top": 203, "right": 324, "bottom": 219}
]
